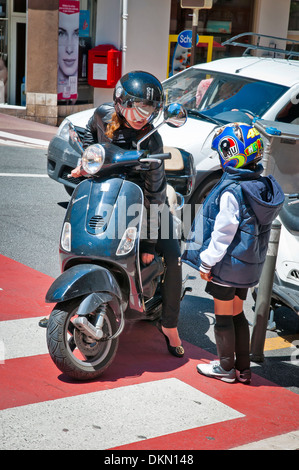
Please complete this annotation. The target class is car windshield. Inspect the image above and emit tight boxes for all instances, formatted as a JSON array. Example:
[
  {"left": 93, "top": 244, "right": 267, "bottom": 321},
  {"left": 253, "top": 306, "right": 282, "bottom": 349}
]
[{"left": 163, "top": 68, "right": 288, "bottom": 123}]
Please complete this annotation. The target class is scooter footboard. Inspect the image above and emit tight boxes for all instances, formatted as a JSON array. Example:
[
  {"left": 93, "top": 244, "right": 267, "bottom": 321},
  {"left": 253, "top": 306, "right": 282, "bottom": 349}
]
[{"left": 45, "top": 264, "right": 122, "bottom": 304}]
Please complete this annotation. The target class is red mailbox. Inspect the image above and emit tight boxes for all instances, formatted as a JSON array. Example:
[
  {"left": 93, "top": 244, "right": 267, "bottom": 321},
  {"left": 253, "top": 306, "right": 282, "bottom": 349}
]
[{"left": 88, "top": 45, "right": 122, "bottom": 88}]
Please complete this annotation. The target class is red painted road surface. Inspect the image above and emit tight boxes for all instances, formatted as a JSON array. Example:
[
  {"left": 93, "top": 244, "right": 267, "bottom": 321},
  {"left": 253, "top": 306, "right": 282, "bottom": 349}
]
[{"left": 0, "top": 254, "right": 299, "bottom": 450}]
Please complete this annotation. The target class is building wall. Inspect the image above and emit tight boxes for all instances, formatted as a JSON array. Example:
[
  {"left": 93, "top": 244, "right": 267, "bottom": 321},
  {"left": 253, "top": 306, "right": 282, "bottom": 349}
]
[
  {"left": 253, "top": 0, "right": 292, "bottom": 51},
  {"left": 93, "top": 0, "right": 171, "bottom": 107},
  {"left": 26, "top": 0, "right": 59, "bottom": 125},
  {"left": 124, "top": 0, "right": 171, "bottom": 80},
  {"left": 1, "top": 0, "right": 295, "bottom": 125}
]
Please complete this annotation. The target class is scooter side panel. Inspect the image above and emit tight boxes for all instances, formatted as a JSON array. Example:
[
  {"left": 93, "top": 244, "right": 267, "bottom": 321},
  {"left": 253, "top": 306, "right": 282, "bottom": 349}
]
[{"left": 59, "top": 178, "right": 145, "bottom": 313}]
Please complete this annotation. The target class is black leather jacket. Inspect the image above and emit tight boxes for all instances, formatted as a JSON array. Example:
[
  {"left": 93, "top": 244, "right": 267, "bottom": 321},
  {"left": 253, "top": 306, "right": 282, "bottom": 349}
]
[{"left": 83, "top": 103, "right": 167, "bottom": 252}]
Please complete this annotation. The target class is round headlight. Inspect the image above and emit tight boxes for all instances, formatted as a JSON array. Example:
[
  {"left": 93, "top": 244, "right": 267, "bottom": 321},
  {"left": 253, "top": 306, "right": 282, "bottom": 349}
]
[{"left": 81, "top": 144, "right": 105, "bottom": 175}]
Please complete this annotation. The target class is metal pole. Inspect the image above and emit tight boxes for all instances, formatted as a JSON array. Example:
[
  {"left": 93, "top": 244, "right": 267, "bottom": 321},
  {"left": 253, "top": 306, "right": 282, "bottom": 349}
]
[
  {"left": 121, "top": 0, "right": 128, "bottom": 75},
  {"left": 250, "top": 218, "right": 282, "bottom": 362},
  {"left": 190, "top": 9, "right": 199, "bottom": 66}
]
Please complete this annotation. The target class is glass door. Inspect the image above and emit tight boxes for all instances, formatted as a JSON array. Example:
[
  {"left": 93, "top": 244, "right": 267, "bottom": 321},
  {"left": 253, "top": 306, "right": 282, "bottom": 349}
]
[
  {"left": 9, "top": 0, "right": 26, "bottom": 105},
  {"left": 0, "top": 0, "right": 8, "bottom": 103}
]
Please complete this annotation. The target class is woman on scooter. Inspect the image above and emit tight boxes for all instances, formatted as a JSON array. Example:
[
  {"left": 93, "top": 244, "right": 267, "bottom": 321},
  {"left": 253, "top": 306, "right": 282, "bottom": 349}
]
[{"left": 71, "top": 70, "right": 184, "bottom": 358}]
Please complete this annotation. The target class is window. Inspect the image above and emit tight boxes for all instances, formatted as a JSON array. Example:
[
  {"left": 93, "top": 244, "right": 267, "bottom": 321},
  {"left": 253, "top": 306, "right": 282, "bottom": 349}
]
[
  {"left": 276, "top": 100, "right": 299, "bottom": 125},
  {"left": 58, "top": 0, "right": 97, "bottom": 105},
  {"left": 13, "top": 0, "right": 26, "bottom": 13},
  {"left": 170, "top": 0, "right": 254, "bottom": 62},
  {"left": 163, "top": 67, "right": 287, "bottom": 123},
  {"left": 289, "top": 0, "right": 299, "bottom": 32},
  {"left": 77, "top": 0, "right": 96, "bottom": 103}
]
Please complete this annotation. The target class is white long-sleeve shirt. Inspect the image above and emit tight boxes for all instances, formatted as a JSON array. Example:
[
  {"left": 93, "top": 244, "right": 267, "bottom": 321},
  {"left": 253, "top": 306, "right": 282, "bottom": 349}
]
[{"left": 200, "top": 191, "right": 240, "bottom": 273}]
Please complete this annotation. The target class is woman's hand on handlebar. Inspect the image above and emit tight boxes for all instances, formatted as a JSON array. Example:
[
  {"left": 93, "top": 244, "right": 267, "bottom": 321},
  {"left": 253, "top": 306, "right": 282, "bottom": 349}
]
[
  {"left": 70, "top": 165, "right": 82, "bottom": 178},
  {"left": 141, "top": 253, "right": 154, "bottom": 265}
]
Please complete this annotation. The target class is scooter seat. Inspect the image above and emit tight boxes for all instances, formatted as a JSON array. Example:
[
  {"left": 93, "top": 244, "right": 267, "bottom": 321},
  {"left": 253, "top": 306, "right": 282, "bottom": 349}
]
[{"left": 279, "top": 195, "right": 299, "bottom": 233}]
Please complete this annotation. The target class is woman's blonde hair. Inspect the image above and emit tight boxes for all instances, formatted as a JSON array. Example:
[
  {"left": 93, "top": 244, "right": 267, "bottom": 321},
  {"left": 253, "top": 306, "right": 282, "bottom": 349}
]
[{"left": 105, "top": 112, "right": 122, "bottom": 139}]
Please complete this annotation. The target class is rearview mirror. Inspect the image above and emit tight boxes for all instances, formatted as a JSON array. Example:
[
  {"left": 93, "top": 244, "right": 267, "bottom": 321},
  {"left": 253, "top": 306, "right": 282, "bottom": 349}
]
[
  {"left": 137, "top": 103, "right": 187, "bottom": 151},
  {"left": 164, "top": 103, "right": 187, "bottom": 128}
]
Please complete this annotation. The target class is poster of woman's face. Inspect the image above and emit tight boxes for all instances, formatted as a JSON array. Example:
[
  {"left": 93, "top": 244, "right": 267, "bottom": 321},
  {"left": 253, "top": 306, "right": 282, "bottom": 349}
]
[{"left": 57, "top": 0, "right": 80, "bottom": 102}]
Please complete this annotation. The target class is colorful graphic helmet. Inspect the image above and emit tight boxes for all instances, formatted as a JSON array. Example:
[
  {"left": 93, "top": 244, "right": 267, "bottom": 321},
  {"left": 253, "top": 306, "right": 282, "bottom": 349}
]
[
  {"left": 211, "top": 123, "right": 263, "bottom": 169},
  {"left": 113, "top": 71, "right": 164, "bottom": 128}
]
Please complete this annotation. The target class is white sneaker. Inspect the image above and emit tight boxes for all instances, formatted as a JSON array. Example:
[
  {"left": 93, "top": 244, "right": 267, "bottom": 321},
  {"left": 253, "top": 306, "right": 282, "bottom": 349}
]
[{"left": 196, "top": 361, "right": 236, "bottom": 383}]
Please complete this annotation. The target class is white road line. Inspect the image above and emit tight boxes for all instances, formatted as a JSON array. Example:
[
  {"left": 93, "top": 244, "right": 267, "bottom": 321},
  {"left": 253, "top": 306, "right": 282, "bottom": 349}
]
[
  {"left": 0, "top": 131, "right": 50, "bottom": 147},
  {"left": 0, "top": 173, "right": 48, "bottom": 177},
  {"left": 0, "top": 378, "right": 244, "bottom": 450},
  {"left": 0, "top": 317, "right": 48, "bottom": 360},
  {"left": 0, "top": 139, "right": 47, "bottom": 149}
]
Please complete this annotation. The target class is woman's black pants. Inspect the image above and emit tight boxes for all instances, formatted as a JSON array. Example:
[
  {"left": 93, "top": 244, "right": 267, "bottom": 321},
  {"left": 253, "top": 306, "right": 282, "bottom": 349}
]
[{"left": 155, "top": 210, "right": 182, "bottom": 328}]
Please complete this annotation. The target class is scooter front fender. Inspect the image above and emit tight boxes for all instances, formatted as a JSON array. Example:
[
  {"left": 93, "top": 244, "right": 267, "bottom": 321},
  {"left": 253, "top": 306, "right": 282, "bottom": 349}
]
[{"left": 45, "top": 264, "right": 122, "bottom": 304}]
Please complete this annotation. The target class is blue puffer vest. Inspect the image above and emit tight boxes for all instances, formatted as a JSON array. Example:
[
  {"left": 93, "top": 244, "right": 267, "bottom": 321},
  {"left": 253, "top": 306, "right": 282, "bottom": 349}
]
[{"left": 182, "top": 165, "right": 284, "bottom": 287}]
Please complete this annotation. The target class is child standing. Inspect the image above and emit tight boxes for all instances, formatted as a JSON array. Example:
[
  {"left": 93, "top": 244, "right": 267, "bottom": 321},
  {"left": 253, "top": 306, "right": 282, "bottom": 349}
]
[{"left": 183, "top": 123, "right": 284, "bottom": 383}]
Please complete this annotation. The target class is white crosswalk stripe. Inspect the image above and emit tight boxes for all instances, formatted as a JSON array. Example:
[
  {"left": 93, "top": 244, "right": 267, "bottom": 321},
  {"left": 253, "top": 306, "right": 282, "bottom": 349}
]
[
  {"left": 0, "top": 377, "right": 244, "bottom": 450},
  {"left": 0, "top": 317, "right": 48, "bottom": 360}
]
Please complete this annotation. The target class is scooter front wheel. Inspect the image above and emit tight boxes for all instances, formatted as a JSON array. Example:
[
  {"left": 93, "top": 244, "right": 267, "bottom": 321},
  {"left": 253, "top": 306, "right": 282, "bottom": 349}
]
[{"left": 46, "top": 298, "right": 119, "bottom": 381}]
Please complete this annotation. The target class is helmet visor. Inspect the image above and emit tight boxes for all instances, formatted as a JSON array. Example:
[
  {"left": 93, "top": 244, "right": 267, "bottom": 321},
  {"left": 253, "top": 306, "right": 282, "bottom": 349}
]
[
  {"left": 115, "top": 90, "right": 163, "bottom": 124},
  {"left": 118, "top": 102, "right": 157, "bottom": 123}
]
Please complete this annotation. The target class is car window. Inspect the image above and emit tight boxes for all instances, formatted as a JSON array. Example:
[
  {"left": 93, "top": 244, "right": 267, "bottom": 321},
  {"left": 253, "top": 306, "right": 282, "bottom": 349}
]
[
  {"left": 163, "top": 68, "right": 288, "bottom": 123},
  {"left": 276, "top": 100, "right": 299, "bottom": 125}
]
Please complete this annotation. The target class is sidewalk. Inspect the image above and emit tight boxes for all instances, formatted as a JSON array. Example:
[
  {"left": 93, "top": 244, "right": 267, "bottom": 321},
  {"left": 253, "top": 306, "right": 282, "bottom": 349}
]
[{"left": 0, "top": 113, "right": 57, "bottom": 147}]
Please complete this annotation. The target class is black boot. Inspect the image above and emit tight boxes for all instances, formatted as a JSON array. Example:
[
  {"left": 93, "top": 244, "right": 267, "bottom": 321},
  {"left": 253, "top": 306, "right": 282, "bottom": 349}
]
[
  {"left": 214, "top": 315, "right": 235, "bottom": 372},
  {"left": 233, "top": 311, "right": 251, "bottom": 383}
]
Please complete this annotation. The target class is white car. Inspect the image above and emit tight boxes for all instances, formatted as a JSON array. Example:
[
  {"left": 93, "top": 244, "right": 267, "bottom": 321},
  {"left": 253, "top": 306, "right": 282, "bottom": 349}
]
[{"left": 48, "top": 43, "right": 299, "bottom": 207}]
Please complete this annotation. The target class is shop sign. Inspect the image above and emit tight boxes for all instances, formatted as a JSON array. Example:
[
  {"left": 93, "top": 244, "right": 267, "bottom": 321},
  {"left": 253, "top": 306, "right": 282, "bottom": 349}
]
[
  {"left": 180, "top": 0, "right": 213, "bottom": 8},
  {"left": 178, "top": 30, "right": 199, "bottom": 49}
]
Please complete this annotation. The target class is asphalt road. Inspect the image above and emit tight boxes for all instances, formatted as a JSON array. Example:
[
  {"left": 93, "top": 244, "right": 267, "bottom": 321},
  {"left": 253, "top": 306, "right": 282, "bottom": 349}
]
[{"left": 0, "top": 143, "right": 298, "bottom": 395}]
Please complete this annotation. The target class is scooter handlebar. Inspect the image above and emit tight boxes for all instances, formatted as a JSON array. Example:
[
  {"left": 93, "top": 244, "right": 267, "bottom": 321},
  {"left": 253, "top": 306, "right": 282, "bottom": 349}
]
[
  {"left": 151, "top": 152, "right": 172, "bottom": 160},
  {"left": 139, "top": 152, "right": 171, "bottom": 164}
]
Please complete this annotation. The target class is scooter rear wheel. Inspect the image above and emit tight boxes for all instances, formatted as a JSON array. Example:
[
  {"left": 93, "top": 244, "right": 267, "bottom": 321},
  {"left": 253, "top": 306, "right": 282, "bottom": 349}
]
[{"left": 46, "top": 298, "right": 119, "bottom": 381}]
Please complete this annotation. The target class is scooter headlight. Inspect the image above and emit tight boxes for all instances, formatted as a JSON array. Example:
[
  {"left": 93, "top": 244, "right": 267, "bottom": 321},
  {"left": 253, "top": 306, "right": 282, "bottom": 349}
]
[{"left": 81, "top": 144, "right": 105, "bottom": 175}]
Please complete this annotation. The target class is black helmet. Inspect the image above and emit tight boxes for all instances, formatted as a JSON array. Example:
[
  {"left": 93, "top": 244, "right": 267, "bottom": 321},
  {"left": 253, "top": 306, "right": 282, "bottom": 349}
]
[{"left": 113, "top": 71, "right": 164, "bottom": 127}]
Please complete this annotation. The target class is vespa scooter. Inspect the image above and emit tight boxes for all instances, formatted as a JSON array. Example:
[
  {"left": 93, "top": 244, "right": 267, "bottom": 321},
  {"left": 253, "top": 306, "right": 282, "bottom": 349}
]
[{"left": 45, "top": 103, "right": 193, "bottom": 380}]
